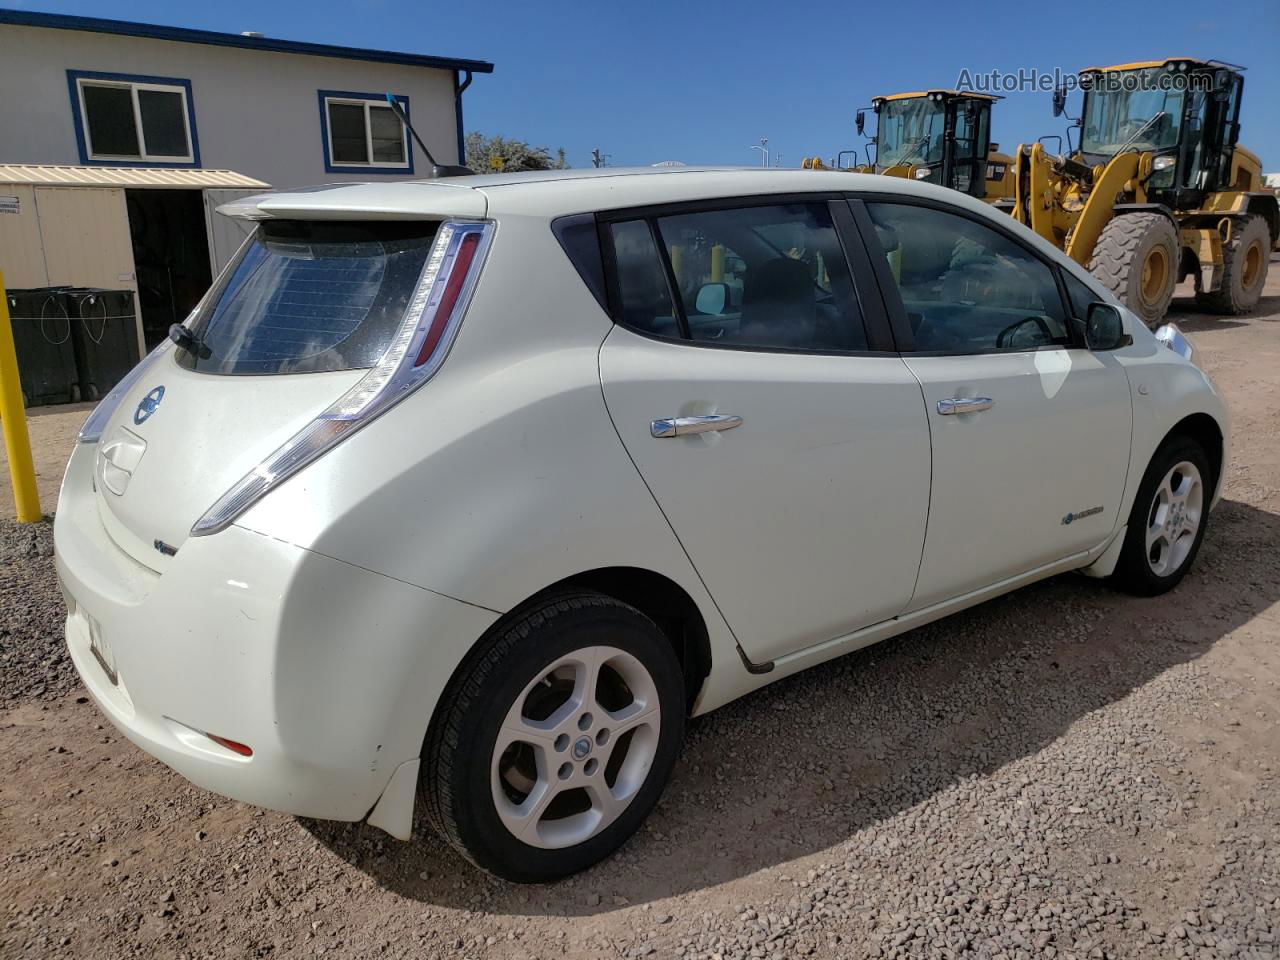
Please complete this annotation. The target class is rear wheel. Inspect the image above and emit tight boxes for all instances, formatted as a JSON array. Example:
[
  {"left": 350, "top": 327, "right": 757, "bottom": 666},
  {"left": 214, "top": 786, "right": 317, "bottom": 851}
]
[
  {"left": 1195, "top": 214, "right": 1270, "bottom": 315},
  {"left": 1088, "top": 212, "right": 1179, "bottom": 326},
  {"left": 423, "top": 593, "right": 685, "bottom": 882},
  {"left": 1110, "top": 436, "right": 1211, "bottom": 596}
]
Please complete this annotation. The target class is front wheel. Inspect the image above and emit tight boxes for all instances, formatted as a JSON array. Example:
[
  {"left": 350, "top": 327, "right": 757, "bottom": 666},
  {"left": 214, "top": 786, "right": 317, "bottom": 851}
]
[
  {"left": 1088, "top": 212, "right": 1179, "bottom": 326},
  {"left": 1110, "top": 437, "right": 1212, "bottom": 595},
  {"left": 422, "top": 593, "right": 685, "bottom": 882}
]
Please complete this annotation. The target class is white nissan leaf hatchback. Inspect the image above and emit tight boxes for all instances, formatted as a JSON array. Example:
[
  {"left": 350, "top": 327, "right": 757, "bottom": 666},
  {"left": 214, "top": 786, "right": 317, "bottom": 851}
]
[{"left": 56, "top": 168, "right": 1228, "bottom": 881}]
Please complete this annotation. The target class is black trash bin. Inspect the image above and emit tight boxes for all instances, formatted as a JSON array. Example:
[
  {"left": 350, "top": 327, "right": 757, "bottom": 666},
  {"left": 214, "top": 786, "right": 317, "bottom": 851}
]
[
  {"left": 5, "top": 287, "right": 79, "bottom": 406},
  {"left": 62, "top": 288, "right": 141, "bottom": 401}
]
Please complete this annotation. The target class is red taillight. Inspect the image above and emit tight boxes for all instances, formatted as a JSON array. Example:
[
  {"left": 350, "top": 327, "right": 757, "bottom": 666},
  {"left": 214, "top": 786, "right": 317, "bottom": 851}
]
[
  {"left": 415, "top": 231, "right": 481, "bottom": 367},
  {"left": 207, "top": 734, "right": 253, "bottom": 757}
]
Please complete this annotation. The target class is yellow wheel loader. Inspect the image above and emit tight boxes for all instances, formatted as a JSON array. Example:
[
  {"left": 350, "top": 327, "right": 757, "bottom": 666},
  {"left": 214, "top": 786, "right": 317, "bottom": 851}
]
[
  {"left": 1012, "top": 59, "right": 1279, "bottom": 325},
  {"left": 803, "top": 91, "right": 1012, "bottom": 204}
]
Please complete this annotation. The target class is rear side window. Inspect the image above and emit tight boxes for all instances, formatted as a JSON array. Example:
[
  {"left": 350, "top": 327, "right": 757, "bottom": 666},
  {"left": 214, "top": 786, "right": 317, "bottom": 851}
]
[
  {"left": 180, "top": 220, "right": 438, "bottom": 375},
  {"left": 609, "top": 202, "right": 868, "bottom": 353}
]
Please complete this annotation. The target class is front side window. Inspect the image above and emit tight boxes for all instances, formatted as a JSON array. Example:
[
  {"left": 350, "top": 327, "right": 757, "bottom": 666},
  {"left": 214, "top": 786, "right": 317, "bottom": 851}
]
[
  {"left": 71, "top": 71, "right": 195, "bottom": 164},
  {"left": 610, "top": 202, "right": 868, "bottom": 352},
  {"left": 1081, "top": 68, "right": 1185, "bottom": 159},
  {"left": 876, "top": 98, "right": 946, "bottom": 168},
  {"left": 866, "top": 201, "right": 1070, "bottom": 353},
  {"left": 180, "top": 220, "right": 439, "bottom": 375},
  {"left": 1062, "top": 269, "right": 1102, "bottom": 320},
  {"left": 320, "top": 92, "right": 410, "bottom": 171}
]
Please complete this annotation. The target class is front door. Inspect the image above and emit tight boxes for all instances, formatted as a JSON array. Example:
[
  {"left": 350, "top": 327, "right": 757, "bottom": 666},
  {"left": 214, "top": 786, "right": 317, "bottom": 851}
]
[
  {"left": 598, "top": 199, "right": 931, "bottom": 663},
  {"left": 858, "top": 198, "right": 1133, "bottom": 609}
]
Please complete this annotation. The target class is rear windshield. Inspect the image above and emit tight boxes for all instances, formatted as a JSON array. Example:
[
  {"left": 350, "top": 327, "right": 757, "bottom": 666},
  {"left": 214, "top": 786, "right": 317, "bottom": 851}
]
[{"left": 179, "top": 220, "right": 438, "bottom": 375}]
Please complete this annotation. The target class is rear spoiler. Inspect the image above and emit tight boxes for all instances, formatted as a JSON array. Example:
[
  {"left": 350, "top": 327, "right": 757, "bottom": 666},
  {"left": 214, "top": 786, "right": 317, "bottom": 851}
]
[{"left": 217, "top": 182, "right": 487, "bottom": 222}]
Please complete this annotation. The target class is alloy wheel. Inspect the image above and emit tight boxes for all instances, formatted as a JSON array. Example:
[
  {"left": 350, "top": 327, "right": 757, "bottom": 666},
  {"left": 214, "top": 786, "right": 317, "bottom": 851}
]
[
  {"left": 1145, "top": 460, "right": 1203, "bottom": 577},
  {"left": 491, "top": 645, "right": 661, "bottom": 849}
]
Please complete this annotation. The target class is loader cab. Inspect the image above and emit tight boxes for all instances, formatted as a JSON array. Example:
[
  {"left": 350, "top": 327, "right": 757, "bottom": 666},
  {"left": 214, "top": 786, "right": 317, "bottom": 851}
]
[
  {"left": 870, "top": 91, "right": 997, "bottom": 199},
  {"left": 1077, "top": 60, "right": 1245, "bottom": 208}
]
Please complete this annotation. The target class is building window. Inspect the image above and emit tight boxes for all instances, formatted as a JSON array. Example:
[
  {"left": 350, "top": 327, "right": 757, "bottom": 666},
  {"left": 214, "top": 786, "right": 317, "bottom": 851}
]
[
  {"left": 318, "top": 91, "right": 413, "bottom": 174},
  {"left": 68, "top": 71, "right": 198, "bottom": 166}
]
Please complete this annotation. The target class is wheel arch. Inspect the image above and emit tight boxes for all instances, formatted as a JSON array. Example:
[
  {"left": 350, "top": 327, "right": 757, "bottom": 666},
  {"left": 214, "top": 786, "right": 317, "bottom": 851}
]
[
  {"left": 419, "top": 566, "right": 715, "bottom": 769},
  {"left": 507, "top": 567, "right": 714, "bottom": 713},
  {"left": 1162, "top": 412, "right": 1225, "bottom": 500}
]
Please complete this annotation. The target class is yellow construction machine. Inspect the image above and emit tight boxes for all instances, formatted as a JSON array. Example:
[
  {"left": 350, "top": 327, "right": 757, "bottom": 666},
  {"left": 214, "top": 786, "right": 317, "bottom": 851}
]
[
  {"left": 803, "top": 90, "right": 1013, "bottom": 204},
  {"left": 1013, "top": 58, "right": 1278, "bottom": 324}
]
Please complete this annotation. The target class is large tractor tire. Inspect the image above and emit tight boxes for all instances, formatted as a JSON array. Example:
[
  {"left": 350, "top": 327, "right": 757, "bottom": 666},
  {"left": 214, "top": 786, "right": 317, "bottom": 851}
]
[
  {"left": 1195, "top": 214, "right": 1270, "bottom": 315},
  {"left": 1088, "top": 212, "right": 1179, "bottom": 326}
]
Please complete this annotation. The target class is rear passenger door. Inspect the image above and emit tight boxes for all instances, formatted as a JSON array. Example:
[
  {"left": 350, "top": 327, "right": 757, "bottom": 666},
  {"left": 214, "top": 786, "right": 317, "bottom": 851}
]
[
  {"left": 597, "top": 197, "right": 931, "bottom": 664},
  {"left": 853, "top": 197, "right": 1132, "bottom": 610}
]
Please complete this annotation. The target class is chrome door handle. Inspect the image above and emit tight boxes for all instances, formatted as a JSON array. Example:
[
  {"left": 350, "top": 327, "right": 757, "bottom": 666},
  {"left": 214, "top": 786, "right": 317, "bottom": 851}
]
[
  {"left": 936, "top": 397, "right": 994, "bottom": 415},
  {"left": 650, "top": 415, "right": 743, "bottom": 438}
]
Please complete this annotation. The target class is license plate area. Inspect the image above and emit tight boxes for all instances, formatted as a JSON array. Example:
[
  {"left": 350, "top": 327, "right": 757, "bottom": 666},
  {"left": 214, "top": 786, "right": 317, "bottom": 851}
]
[{"left": 88, "top": 615, "right": 119, "bottom": 687}]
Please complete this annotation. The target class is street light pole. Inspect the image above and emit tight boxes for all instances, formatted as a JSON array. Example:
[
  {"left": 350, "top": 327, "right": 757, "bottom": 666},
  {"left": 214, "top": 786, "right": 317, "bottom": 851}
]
[{"left": 749, "top": 138, "right": 769, "bottom": 167}]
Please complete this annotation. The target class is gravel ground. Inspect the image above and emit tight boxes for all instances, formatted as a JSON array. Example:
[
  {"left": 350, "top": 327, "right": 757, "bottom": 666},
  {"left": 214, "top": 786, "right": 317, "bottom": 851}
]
[{"left": 2, "top": 271, "right": 1279, "bottom": 959}]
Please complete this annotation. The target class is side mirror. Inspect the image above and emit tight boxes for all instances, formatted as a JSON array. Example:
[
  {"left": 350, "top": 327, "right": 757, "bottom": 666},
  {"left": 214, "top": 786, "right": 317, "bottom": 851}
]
[
  {"left": 694, "top": 282, "right": 730, "bottom": 316},
  {"left": 1085, "top": 302, "right": 1130, "bottom": 351},
  {"left": 1052, "top": 85, "right": 1067, "bottom": 118},
  {"left": 855, "top": 110, "right": 866, "bottom": 137}
]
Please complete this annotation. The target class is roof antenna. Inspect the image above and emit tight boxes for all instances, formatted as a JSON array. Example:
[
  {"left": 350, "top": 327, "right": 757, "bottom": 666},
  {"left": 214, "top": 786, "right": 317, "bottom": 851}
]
[{"left": 384, "top": 93, "right": 473, "bottom": 178}]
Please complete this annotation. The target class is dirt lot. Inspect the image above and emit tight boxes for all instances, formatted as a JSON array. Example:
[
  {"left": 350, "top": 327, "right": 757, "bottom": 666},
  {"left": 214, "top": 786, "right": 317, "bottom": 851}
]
[{"left": 3, "top": 269, "right": 1279, "bottom": 960}]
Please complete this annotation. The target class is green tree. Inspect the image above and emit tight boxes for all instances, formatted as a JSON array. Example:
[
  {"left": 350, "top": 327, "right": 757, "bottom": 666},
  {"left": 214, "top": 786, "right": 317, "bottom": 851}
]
[{"left": 464, "top": 133, "right": 570, "bottom": 172}]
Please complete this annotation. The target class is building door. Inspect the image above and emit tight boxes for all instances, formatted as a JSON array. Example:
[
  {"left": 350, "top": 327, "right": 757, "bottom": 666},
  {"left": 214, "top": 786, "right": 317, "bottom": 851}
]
[
  {"left": 125, "top": 189, "right": 213, "bottom": 348},
  {"left": 0, "top": 186, "right": 50, "bottom": 288},
  {"left": 34, "top": 186, "right": 143, "bottom": 353}
]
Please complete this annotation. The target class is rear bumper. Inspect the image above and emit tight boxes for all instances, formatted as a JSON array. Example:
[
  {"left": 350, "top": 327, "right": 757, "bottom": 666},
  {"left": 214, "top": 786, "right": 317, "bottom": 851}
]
[{"left": 55, "top": 442, "right": 497, "bottom": 822}]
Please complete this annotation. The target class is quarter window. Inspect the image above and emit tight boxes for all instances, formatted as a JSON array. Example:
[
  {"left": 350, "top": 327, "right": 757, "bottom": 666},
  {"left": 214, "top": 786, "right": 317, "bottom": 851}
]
[
  {"left": 71, "top": 72, "right": 195, "bottom": 164},
  {"left": 866, "top": 202, "right": 1070, "bottom": 353},
  {"left": 321, "top": 93, "right": 410, "bottom": 170},
  {"left": 610, "top": 220, "right": 680, "bottom": 338},
  {"left": 610, "top": 202, "right": 868, "bottom": 352}
]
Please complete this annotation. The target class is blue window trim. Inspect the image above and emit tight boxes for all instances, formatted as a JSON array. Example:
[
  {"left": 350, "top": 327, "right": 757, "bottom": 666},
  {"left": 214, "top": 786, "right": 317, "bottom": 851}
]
[
  {"left": 67, "top": 69, "right": 201, "bottom": 168},
  {"left": 318, "top": 90, "right": 415, "bottom": 176}
]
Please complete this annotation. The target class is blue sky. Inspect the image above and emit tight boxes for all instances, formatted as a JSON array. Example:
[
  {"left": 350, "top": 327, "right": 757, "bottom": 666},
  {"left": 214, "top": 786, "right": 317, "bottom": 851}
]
[{"left": 13, "top": 0, "right": 1280, "bottom": 170}]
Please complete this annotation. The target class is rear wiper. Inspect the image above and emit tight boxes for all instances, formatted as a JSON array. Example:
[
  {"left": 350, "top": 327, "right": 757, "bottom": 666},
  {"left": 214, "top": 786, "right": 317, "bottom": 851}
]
[{"left": 169, "top": 323, "right": 212, "bottom": 359}]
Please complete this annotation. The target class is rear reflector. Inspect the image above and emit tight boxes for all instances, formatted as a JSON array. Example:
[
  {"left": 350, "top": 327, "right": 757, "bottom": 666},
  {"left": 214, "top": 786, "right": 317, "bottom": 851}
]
[{"left": 206, "top": 734, "right": 254, "bottom": 757}]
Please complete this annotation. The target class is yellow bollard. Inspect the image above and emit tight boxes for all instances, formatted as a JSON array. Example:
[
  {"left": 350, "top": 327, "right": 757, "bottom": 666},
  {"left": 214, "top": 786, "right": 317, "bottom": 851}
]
[
  {"left": 0, "top": 272, "right": 42, "bottom": 522},
  {"left": 710, "top": 244, "right": 725, "bottom": 283}
]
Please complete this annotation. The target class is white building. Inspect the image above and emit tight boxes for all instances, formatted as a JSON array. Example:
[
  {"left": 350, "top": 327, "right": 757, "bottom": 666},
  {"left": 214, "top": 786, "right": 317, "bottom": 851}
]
[
  {"left": 0, "top": 9, "right": 493, "bottom": 187},
  {"left": 0, "top": 9, "right": 493, "bottom": 353}
]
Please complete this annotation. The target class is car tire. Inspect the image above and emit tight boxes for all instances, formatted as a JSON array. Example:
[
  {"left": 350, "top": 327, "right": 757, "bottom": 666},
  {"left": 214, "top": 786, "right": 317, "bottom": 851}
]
[
  {"left": 422, "top": 592, "right": 685, "bottom": 882},
  {"left": 1110, "top": 436, "right": 1212, "bottom": 596}
]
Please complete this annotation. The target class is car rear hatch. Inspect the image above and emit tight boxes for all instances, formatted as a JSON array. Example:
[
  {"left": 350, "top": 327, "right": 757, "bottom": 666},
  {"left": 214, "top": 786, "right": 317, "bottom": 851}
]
[{"left": 84, "top": 183, "right": 491, "bottom": 571}]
